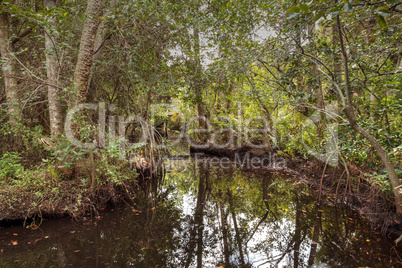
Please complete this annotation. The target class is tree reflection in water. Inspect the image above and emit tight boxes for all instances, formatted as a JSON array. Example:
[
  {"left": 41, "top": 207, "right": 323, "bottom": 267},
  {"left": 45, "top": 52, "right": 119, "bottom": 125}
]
[{"left": 0, "top": 158, "right": 400, "bottom": 267}]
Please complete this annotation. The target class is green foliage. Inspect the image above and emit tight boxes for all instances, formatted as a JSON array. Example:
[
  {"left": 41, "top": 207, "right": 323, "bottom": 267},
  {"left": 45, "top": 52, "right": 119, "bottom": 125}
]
[
  {"left": 51, "top": 141, "right": 86, "bottom": 169},
  {"left": 0, "top": 152, "right": 24, "bottom": 182},
  {"left": 96, "top": 152, "right": 133, "bottom": 186},
  {"left": 370, "top": 170, "right": 394, "bottom": 194}
]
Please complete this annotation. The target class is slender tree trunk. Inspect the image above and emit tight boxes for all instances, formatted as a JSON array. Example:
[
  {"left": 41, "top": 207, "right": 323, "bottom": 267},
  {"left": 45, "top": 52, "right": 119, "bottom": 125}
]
[
  {"left": 219, "top": 190, "right": 230, "bottom": 267},
  {"left": 92, "top": 0, "right": 114, "bottom": 64},
  {"left": 229, "top": 190, "right": 245, "bottom": 266},
  {"left": 0, "top": 12, "right": 20, "bottom": 123},
  {"left": 308, "top": 206, "right": 322, "bottom": 266},
  {"left": 185, "top": 163, "right": 207, "bottom": 268},
  {"left": 293, "top": 202, "right": 302, "bottom": 268},
  {"left": 332, "top": 25, "right": 342, "bottom": 85},
  {"left": 226, "top": 83, "right": 233, "bottom": 110},
  {"left": 246, "top": 76, "right": 274, "bottom": 153},
  {"left": 73, "top": 0, "right": 103, "bottom": 103},
  {"left": 365, "top": 18, "right": 378, "bottom": 119},
  {"left": 314, "top": 66, "right": 325, "bottom": 139},
  {"left": 193, "top": 28, "right": 205, "bottom": 129},
  {"left": 398, "top": 53, "right": 402, "bottom": 70},
  {"left": 45, "top": 0, "right": 63, "bottom": 136},
  {"left": 308, "top": 24, "right": 325, "bottom": 139},
  {"left": 336, "top": 16, "right": 402, "bottom": 214},
  {"left": 197, "top": 103, "right": 205, "bottom": 129},
  {"left": 87, "top": 0, "right": 116, "bottom": 98},
  {"left": 263, "top": 108, "right": 274, "bottom": 153},
  {"left": 145, "top": 88, "right": 152, "bottom": 120},
  {"left": 196, "top": 166, "right": 207, "bottom": 268}
]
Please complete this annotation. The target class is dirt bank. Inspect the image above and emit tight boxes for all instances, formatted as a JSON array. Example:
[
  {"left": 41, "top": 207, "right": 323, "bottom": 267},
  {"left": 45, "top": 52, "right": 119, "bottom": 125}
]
[{"left": 0, "top": 179, "right": 139, "bottom": 227}]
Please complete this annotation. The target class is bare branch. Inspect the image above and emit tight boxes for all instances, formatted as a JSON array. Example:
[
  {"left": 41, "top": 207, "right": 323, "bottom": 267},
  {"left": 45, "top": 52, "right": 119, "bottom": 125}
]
[
  {"left": 0, "top": 75, "right": 63, "bottom": 90},
  {"left": 11, "top": 28, "right": 32, "bottom": 45}
]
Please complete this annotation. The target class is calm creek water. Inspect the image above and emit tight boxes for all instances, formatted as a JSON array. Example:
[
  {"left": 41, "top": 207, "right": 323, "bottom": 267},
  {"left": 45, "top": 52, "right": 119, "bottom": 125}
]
[{"left": 0, "top": 155, "right": 401, "bottom": 267}]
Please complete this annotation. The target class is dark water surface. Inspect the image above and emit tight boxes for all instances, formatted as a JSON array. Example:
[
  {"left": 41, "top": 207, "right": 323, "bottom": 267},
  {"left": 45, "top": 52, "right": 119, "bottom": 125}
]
[{"left": 0, "top": 157, "right": 401, "bottom": 267}]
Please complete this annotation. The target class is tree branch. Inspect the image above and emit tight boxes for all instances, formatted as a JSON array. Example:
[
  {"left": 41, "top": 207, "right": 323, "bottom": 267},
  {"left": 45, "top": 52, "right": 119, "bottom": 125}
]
[
  {"left": 11, "top": 28, "right": 32, "bottom": 45},
  {"left": 336, "top": 15, "right": 355, "bottom": 122},
  {"left": 0, "top": 75, "right": 63, "bottom": 90},
  {"left": 295, "top": 51, "right": 346, "bottom": 107}
]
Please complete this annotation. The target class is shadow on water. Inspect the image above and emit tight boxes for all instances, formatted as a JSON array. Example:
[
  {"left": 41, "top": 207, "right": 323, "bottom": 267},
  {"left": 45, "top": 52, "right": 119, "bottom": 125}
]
[{"left": 0, "top": 157, "right": 402, "bottom": 267}]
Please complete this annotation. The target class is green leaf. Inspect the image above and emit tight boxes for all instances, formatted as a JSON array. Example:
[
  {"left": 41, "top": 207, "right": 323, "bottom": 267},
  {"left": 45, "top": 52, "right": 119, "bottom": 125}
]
[
  {"left": 299, "top": 3, "right": 309, "bottom": 12},
  {"left": 312, "top": 12, "right": 324, "bottom": 21},
  {"left": 286, "top": 6, "right": 300, "bottom": 14},
  {"left": 378, "top": 9, "right": 391, "bottom": 17},
  {"left": 331, "top": 10, "right": 340, "bottom": 18},
  {"left": 287, "top": 12, "right": 299, "bottom": 19},
  {"left": 377, "top": 15, "right": 387, "bottom": 28},
  {"left": 344, "top": 2, "right": 353, "bottom": 13}
]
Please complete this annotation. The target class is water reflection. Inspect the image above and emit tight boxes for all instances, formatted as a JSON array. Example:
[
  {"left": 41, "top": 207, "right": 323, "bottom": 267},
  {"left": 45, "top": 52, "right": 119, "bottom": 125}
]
[{"left": 0, "top": 158, "right": 400, "bottom": 267}]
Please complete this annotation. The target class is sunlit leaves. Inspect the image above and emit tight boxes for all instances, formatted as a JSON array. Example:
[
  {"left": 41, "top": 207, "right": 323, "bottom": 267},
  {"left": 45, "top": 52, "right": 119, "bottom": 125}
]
[
  {"left": 286, "top": 6, "right": 300, "bottom": 14},
  {"left": 299, "top": 3, "right": 309, "bottom": 12}
]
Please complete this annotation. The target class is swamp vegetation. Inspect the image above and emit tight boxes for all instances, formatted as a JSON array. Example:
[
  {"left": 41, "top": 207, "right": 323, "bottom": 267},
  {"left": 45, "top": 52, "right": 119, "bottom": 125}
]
[
  {"left": 1, "top": 159, "right": 401, "bottom": 267},
  {"left": 0, "top": 0, "right": 402, "bottom": 266}
]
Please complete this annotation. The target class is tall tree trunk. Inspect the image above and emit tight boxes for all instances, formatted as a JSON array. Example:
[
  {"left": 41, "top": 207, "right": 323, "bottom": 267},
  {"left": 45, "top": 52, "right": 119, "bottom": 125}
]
[
  {"left": 92, "top": 0, "right": 116, "bottom": 61},
  {"left": 229, "top": 190, "right": 245, "bottom": 266},
  {"left": 196, "top": 166, "right": 207, "bottom": 268},
  {"left": 332, "top": 25, "right": 342, "bottom": 85},
  {"left": 226, "top": 83, "right": 233, "bottom": 110},
  {"left": 308, "top": 24, "right": 325, "bottom": 139},
  {"left": 365, "top": 18, "right": 378, "bottom": 119},
  {"left": 45, "top": 0, "right": 63, "bottom": 136},
  {"left": 87, "top": 0, "right": 116, "bottom": 98},
  {"left": 219, "top": 190, "right": 230, "bottom": 267},
  {"left": 73, "top": 0, "right": 103, "bottom": 103},
  {"left": 336, "top": 16, "right": 402, "bottom": 214},
  {"left": 185, "top": 163, "right": 207, "bottom": 268},
  {"left": 293, "top": 202, "right": 302, "bottom": 268},
  {"left": 308, "top": 206, "right": 322, "bottom": 266},
  {"left": 0, "top": 12, "right": 20, "bottom": 123},
  {"left": 193, "top": 28, "right": 205, "bottom": 129}
]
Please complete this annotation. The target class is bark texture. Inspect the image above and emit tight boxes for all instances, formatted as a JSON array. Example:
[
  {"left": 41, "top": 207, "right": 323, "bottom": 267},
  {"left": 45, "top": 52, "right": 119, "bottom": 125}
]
[
  {"left": 45, "top": 0, "right": 63, "bottom": 136},
  {"left": 0, "top": 12, "right": 20, "bottom": 122},
  {"left": 73, "top": 0, "right": 103, "bottom": 103}
]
